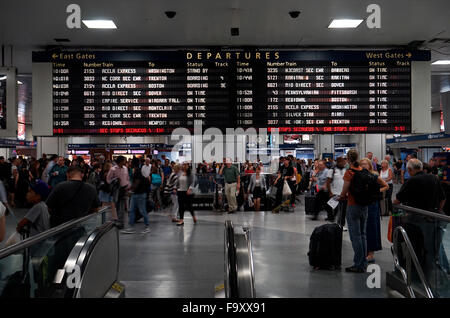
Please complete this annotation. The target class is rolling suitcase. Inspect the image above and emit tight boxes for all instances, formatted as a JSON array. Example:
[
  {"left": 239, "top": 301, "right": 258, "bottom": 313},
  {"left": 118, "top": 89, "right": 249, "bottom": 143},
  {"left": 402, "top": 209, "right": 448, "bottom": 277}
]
[
  {"left": 308, "top": 223, "right": 343, "bottom": 270},
  {"left": 304, "top": 192, "right": 316, "bottom": 215}
]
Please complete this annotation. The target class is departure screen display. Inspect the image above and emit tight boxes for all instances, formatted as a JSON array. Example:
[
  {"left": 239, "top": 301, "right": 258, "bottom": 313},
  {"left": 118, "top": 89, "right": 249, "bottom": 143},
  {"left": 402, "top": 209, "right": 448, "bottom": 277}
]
[{"left": 32, "top": 50, "right": 431, "bottom": 135}]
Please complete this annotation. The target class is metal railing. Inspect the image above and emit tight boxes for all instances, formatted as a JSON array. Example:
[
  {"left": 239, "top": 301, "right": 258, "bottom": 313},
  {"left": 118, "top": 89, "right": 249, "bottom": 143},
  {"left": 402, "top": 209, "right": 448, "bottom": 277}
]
[
  {"left": 0, "top": 207, "right": 110, "bottom": 260},
  {"left": 388, "top": 204, "right": 450, "bottom": 298},
  {"left": 391, "top": 226, "right": 434, "bottom": 298},
  {"left": 224, "top": 220, "right": 255, "bottom": 298}
]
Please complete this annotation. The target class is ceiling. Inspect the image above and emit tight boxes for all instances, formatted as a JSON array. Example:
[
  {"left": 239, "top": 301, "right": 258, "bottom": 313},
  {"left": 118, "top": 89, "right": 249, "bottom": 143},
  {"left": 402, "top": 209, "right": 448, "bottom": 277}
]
[{"left": 1, "top": 0, "right": 450, "bottom": 113}]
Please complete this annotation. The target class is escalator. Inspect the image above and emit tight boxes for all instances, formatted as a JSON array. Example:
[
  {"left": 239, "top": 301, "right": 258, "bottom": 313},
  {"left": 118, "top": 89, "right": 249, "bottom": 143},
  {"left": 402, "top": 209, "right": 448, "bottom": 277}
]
[
  {"left": 387, "top": 204, "right": 450, "bottom": 298},
  {"left": 224, "top": 220, "right": 255, "bottom": 298},
  {"left": 0, "top": 207, "right": 124, "bottom": 298}
]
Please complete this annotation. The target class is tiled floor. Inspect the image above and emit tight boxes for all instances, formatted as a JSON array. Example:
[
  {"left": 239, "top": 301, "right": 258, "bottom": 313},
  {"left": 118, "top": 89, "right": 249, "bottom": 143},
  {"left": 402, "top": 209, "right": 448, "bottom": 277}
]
[{"left": 118, "top": 199, "right": 394, "bottom": 298}]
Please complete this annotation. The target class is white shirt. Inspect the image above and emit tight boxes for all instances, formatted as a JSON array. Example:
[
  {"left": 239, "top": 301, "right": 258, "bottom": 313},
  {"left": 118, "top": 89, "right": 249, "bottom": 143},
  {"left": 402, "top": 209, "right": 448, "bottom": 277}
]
[
  {"left": 380, "top": 168, "right": 393, "bottom": 184},
  {"left": 141, "top": 164, "right": 152, "bottom": 178},
  {"left": 327, "top": 167, "right": 346, "bottom": 195}
]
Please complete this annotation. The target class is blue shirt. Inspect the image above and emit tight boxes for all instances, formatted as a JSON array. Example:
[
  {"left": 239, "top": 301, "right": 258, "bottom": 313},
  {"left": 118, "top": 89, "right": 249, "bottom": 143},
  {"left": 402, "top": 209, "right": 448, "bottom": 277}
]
[{"left": 402, "top": 162, "right": 410, "bottom": 180}]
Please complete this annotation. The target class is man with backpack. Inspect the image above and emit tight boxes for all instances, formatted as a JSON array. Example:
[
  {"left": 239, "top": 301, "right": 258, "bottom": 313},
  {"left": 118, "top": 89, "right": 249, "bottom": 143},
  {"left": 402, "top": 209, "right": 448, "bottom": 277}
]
[{"left": 339, "top": 149, "right": 382, "bottom": 273}]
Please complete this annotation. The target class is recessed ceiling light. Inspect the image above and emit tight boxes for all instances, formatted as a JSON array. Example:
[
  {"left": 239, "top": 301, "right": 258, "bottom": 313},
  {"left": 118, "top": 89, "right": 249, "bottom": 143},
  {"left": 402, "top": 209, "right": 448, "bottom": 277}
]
[
  {"left": 328, "top": 19, "right": 363, "bottom": 28},
  {"left": 432, "top": 60, "right": 450, "bottom": 65},
  {"left": 17, "top": 81, "right": 23, "bottom": 85},
  {"left": 0, "top": 76, "right": 7, "bottom": 80},
  {"left": 82, "top": 20, "right": 117, "bottom": 29}
]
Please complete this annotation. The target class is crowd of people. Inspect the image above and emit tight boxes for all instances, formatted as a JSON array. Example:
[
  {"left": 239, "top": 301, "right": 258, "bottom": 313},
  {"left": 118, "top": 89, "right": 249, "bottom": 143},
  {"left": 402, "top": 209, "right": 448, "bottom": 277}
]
[{"left": 0, "top": 150, "right": 448, "bottom": 277}]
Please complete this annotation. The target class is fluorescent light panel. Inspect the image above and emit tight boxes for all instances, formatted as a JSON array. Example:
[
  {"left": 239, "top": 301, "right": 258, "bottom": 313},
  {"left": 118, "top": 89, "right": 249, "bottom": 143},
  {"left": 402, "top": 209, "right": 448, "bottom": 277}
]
[
  {"left": 432, "top": 60, "right": 450, "bottom": 65},
  {"left": 328, "top": 19, "right": 363, "bottom": 28},
  {"left": 82, "top": 20, "right": 117, "bottom": 29}
]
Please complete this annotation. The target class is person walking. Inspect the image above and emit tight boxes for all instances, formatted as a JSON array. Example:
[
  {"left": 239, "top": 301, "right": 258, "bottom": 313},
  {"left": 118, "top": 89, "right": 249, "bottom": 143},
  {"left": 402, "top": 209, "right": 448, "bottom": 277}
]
[
  {"left": 176, "top": 163, "right": 197, "bottom": 226},
  {"left": 121, "top": 166, "right": 150, "bottom": 234},
  {"left": 219, "top": 158, "right": 240, "bottom": 213},
  {"left": 248, "top": 166, "right": 267, "bottom": 212},
  {"left": 164, "top": 164, "right": 180, "bottom": 222}
]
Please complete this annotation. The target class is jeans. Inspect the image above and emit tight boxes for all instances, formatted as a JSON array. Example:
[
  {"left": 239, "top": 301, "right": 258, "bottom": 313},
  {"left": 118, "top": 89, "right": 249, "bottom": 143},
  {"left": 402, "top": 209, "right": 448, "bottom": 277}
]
[
  {"left": 128, "top": 193, "right": 149, "bottom": 226},
  {"left": 346, "top": 204, "right": 369, "bottom": 269},
  {"left": 150, "top": 184, "right": 162, "bottom": 208},
  {"left": 335, "top": 201, "right": 348, "bottom": 227}
]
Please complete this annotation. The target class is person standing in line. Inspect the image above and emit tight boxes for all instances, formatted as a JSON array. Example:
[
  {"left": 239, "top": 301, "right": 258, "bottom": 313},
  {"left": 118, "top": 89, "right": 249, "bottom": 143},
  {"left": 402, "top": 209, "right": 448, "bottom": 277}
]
[
  {"left": 41, "top": 155, "right": 58, "bottom": 184},
  {"left": 339, "top": 149, "right": 385, "bottom": 273},
  {"left": 46, "top": 166, "right": 100, "bottom": 227},
  {"left": 16, "top": 180, "right": 51, "bottom": 237},
  {"left": 311, "top": 160, "right": 333, "bottom": 220},
  {"left": 219, "top": 158, "right": 240, "bottom": 214},
  {"left": 360, "top": 158, "right": 388, "bottom": 264},
  {"left": 121, "top": 165, "right": 150, "bottom": 234},
  {"left": 107, "top": 156, "right": 130, "bottom": 229},
  {"left": 176, "top": 163, "right": 197, "bottom": 226},
  {"left": 380, "top": 159, "right": 394, "bottom": 215},
  {"left": 401, "top": 154, "right": 412, "bottom": 184},
  {"left": 326, "top": 156, "right": 347, "bottom": 226},
  {"left": 48, "top": 156, "right": 68, "bottom": 189},
  {"left": 164, "top": 164, "right": 180, "bottom": 222},
  {"left": 394, "top": 159, "right": 403, "bottom": 184},
  {"left": 248, "top": 166, "right": 267, "bottom": 212},
  {"left": 141, "top": 158, "right": 152, "bottom": 180}
]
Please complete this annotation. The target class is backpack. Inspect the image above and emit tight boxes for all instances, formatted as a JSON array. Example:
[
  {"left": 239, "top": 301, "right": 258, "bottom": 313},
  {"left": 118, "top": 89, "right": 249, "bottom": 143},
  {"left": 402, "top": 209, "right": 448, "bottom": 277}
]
[
  {"left": 349, "top": 168, "right": 380, "bottom": 206},
  {"left": 151, "top": 173, "right": 162, "bottom": 186}
]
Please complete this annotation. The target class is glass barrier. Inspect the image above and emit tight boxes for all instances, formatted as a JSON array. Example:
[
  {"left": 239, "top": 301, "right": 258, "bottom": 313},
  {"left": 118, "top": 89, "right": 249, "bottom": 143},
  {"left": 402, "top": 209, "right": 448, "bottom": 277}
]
[
  {"left": 0, "top": 210, "right": 109, "bottom": 298},
  {"left": 392, "top": 206, "right": 450, "bottom": 297}
]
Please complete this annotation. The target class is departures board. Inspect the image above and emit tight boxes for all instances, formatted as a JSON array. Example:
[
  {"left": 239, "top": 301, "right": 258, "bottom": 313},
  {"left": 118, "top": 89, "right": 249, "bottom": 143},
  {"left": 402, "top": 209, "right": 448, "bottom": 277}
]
[{"left": 32, "top": 50, "right": 431, "bottom": 135}]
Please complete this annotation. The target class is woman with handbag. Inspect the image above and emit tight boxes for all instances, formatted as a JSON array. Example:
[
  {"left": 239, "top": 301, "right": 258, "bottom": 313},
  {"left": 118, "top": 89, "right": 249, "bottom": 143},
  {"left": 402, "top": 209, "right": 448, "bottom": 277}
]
[
  {"left": 248, "top": 166, "right": 267, "bottom": 212},
  {"left": 176, "top": 163, "right": 197, "bottom": 226}
]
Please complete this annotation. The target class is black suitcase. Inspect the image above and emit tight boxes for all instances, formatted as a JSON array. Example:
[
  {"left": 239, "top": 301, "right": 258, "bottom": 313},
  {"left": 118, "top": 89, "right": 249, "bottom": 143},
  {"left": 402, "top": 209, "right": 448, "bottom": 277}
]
[
  {"left": 308, "top": 223, "right": 343, "bottom": 270},
  {"left": 304, "top": 193, "right": 316, "bottom": 215}
]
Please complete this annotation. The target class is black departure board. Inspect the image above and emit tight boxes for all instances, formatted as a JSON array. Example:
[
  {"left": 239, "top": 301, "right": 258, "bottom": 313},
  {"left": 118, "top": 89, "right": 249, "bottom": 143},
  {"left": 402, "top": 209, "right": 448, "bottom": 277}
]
[{"left": 32, "top": 50, "right": 431, "bottom": 135}]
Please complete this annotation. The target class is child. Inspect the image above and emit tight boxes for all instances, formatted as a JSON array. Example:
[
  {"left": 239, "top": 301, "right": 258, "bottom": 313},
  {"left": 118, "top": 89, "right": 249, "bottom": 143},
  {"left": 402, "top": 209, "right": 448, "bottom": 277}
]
[{"left": 16, "top": 180, "right": 51, "bottom": 237}]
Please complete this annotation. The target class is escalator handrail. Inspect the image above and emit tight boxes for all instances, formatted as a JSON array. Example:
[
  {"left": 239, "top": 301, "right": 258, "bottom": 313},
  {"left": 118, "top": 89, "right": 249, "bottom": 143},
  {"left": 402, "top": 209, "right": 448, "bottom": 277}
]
[
  {"left": 234, "top": 226, "right": 255, "bottom": 298},
  {"left": 393, "top": 204, "right": 450, "bottom": 223},
  {"left": 0, "top": 207, "right": 110, "bottom": 259},
  {"left": 391, "top": 225, "right": 434, "bottom": 298},
  {"left": 56, "top": 221, "right": 118, "bottom": 298},
  {"left": 224, "top": 220, "right": 239, "bottom": 298}
]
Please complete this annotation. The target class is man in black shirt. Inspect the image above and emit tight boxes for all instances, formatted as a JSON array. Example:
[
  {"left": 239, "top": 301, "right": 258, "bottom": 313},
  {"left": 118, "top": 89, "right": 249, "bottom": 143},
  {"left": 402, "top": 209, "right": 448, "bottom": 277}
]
[
  {"left": 46, "top": 165, "right": 100, "bottom": 227},
  {"left": 394, "top": 159, "right": 445, "bottom": 212}
]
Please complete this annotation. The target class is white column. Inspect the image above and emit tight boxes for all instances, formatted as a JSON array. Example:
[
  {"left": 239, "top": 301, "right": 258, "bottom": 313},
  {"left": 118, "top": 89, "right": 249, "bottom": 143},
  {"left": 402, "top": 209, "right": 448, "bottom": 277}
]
[
  {"left": 361, "top": 134, "right": 386, "bottom": 160},
  {"left": 313, "top": 135, "right": 334, "bottom": 159}
]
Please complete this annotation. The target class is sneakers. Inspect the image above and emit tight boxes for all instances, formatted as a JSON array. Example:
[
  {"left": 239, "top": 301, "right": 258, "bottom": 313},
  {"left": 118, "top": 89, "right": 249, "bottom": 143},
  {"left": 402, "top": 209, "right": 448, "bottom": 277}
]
[
  {"left": 141, "top": 226, "right": 151, "bottom": 234},
  {"left": 121, "top": 227, "right": 136, "bottom": 234}
]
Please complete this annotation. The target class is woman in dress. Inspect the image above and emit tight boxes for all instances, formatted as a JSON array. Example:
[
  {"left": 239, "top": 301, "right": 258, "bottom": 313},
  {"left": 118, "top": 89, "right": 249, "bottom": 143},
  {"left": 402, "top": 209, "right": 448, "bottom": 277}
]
[
  {"left": 248, "top": 166, "right": 267, "bottom": 212},
  {"left": 380, "top": 160, "right": 394, "bottom": 215}
]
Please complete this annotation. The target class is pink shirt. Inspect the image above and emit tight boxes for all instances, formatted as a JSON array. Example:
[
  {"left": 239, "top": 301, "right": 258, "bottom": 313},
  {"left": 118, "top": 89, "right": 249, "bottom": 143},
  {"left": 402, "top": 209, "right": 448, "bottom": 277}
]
[{"left": 106, "top": 165, "right": 130, "bottom": 187}]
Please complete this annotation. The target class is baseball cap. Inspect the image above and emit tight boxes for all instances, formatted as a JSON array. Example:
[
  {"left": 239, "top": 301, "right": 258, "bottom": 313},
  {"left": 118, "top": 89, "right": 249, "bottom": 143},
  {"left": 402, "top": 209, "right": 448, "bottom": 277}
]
[{"left": 30, "top": 180, "right": 51, "bottom": 200}]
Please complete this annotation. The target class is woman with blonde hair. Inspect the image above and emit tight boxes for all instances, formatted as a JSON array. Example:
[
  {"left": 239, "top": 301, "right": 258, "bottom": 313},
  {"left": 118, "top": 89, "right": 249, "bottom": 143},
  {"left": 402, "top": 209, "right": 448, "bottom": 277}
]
[{"left": 360, "top": 158, "right": 389, "bottom": 263}]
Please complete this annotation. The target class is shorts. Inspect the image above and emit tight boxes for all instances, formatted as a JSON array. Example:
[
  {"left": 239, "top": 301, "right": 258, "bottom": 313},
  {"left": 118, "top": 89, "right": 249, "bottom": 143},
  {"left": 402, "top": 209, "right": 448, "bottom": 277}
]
[{"left": 99, "top": 190, "right": 113, "bottom": 203}]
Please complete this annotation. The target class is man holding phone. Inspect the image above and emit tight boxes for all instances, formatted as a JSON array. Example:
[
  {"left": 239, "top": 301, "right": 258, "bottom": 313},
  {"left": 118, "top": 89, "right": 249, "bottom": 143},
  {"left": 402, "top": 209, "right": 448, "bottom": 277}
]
[{"left": 48, "top": 156, "right": 68, "bottom": 189}]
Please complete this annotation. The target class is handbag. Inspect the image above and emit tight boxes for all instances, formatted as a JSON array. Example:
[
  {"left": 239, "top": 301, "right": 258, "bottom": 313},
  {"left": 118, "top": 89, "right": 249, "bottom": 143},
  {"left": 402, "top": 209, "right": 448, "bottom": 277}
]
[
  {"left": 387, "top": 216, "right": 393, "bottom": 243},
  {"left": 282, "top": 180, "right": 292, "bottom": 197}
]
